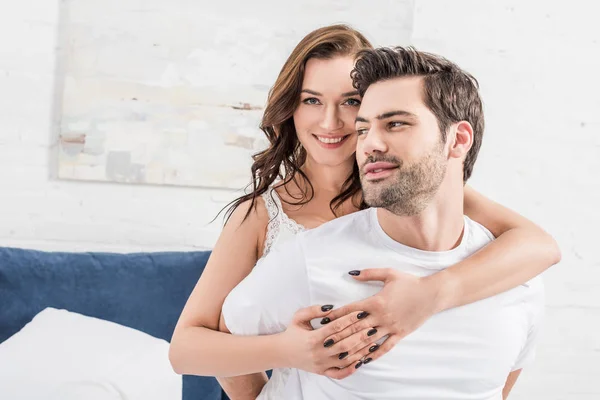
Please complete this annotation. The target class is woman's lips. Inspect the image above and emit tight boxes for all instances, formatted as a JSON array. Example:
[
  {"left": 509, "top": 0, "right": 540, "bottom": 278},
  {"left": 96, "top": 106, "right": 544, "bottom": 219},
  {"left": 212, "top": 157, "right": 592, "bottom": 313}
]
[{"left": 312, "top": 134, "right": 351, "bottom": 149}]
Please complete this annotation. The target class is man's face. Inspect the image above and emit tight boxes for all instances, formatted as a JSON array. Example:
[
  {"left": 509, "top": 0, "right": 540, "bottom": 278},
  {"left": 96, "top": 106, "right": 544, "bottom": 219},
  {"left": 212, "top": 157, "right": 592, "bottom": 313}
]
[{"left": 355, "top": 76, "right": 448, "bottom": 216}]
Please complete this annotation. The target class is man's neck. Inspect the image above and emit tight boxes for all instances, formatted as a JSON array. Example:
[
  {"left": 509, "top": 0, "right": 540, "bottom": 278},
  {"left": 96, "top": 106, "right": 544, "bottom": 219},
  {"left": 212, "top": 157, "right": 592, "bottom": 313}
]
[{"left": 377, "top": 179, "right": 465, "bottom": 252}]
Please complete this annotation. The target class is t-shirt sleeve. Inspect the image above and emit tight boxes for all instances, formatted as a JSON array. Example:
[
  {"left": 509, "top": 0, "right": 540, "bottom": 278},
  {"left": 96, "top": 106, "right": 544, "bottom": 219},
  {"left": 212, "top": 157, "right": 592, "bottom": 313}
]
[
  {"left": 512, "top": 279, "right": 545, "bottom": 371},
  {"left": 221, "top": 237, "right": 311, "bottom": 336}
]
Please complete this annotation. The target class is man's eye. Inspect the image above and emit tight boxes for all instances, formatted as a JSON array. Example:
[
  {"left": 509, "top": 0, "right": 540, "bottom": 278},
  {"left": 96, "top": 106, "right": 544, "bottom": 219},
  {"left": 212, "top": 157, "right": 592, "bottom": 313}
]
[
  {"left": 303, "top": 98, "right": 321, "bottom": 105},
  {"left": 356, "top": 128, "right": 368, "bottom": 136},
  {"left": 389, "top": 121, "right": 406, "bottom": 128},
  {"left": 344, "top": 98, "right": 361, "bottom": 106}
]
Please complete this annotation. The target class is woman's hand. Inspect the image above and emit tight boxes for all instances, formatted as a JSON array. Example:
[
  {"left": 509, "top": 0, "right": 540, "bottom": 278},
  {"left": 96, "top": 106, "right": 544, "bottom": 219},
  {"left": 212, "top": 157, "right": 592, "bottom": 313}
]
[
  {"left": 276, "top": 268, "right": 446, "bottom": 379},
  {"left": 276, "top": 303, "right": 379, "bottom": 376},
  {"left": 322, "top": 268, "right": 446, "bottom": 379}
]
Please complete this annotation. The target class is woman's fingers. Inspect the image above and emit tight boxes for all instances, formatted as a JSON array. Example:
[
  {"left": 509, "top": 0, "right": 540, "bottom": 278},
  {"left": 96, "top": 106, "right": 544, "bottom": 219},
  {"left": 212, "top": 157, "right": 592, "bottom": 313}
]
[
  {"left": 317, "top": 310, "right": 371, "bottom": 345},
  {"left": 324, "top": 334, "right": 401, "bottom": 380},
  {"left": 350, "top": 333, "right": 398, "bottom": 366},
  {"left": 335, "top": 327, "right": 389, "bottom": 366},
  {"left": 322, "top": 316, "right": 379, "bottom": 356},
  {"left": 325, "top": 300, "right": 366, "bottom": 322},
  {"left": 355, "top": 333, "right": 401, "bottom": 365},
  {"left": 292, "top": 304, "right": 335, "bottom": 328}
]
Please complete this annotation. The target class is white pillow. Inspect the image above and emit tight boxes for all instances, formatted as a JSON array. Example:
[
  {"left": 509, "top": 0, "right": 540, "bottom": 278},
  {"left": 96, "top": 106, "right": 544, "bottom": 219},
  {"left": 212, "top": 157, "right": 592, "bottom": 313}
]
[{"left": 0, "top": 308, "right": 181, "bottom": 400}]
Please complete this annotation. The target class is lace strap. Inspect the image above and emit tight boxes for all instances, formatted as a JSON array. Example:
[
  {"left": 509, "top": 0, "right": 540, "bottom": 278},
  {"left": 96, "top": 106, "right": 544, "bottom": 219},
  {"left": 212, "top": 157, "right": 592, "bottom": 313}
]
[
  {"left": 269, "top": 189, "right": 306, "bottom": 233},
  {"left": 261, "top": 189, "right": 282, "bottom": 258},
  {"left": 262, "top": 188, "right": 280, "bottom": 221},
  {"left": 260, "top": 188, "right": 307, "bottom": 259}
]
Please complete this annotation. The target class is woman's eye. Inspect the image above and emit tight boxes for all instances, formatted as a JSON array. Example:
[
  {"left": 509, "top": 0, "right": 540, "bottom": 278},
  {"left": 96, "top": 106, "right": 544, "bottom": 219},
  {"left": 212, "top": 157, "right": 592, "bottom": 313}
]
[
  {"left": 303, "top": 97, "right": 321, "bottom": 105},
  {"left": 344, "top": 98, "right": 361, "bottom": 106}
]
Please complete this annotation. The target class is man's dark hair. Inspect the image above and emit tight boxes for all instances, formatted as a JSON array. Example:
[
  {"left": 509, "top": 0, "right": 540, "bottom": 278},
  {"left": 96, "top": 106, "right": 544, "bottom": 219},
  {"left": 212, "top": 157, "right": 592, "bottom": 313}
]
[{"left": 351, "top": 46, "right": 484, "bottom": 182}]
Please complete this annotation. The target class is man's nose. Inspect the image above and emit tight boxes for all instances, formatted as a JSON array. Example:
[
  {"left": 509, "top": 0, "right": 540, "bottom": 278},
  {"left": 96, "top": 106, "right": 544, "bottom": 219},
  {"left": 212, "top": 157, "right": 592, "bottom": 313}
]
[{"left": 360, "top": 128, "right": 388, "bottom": 155}]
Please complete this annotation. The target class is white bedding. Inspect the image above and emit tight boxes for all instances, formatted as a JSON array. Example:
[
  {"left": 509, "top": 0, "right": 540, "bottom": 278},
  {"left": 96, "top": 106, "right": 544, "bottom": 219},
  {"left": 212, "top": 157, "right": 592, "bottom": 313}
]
[{"left": 0, "top": 308, "right": 181, "bottom": 400}]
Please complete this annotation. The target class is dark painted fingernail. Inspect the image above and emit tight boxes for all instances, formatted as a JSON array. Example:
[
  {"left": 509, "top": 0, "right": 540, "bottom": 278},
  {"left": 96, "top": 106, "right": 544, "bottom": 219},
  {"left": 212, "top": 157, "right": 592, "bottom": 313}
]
[
  {"left": 357, "top": 311, "right": 369, "bottom": 319},
  {"left": 321, "top": 305, "right": 334, "bottom": 312},
  {"left": 369, "top": 344, "right": 379, "bottom": 353},
  {"left": 320, "top": 317, "right": 331, "bottom": 324},
  {"left": 324, "top": 339, "right": 334, "bottom": 348},
  {"left": 348, "top": 270, "right": 361, "bottom": 276},
  {"left": 338, "top": 352, "right": 348, "bottom": 360},
  {"left": 367, "top": 328, "right": 377, "bottom": 336},
  {"left": 355, "top": 361, "right": 363, "bottom": 369},
  {"left": 363, "top": 357, "right": 373, "bottom": 364}
]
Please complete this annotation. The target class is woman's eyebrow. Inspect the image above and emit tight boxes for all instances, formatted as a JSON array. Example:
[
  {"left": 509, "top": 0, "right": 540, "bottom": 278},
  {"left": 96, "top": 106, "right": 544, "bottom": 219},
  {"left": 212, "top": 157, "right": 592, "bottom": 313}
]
[
  {"left": 301, "top": 89, "right": 321, "bottom": 96},
  {"left": 300, "top": 89, "right": 360, "bottom": 97}
]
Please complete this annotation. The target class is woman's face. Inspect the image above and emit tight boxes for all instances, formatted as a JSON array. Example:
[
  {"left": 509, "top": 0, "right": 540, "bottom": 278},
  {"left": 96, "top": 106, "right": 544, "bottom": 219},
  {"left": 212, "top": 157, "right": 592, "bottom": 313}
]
[{"left": 293, "top": 56, "right": 361, "bottom": 168}]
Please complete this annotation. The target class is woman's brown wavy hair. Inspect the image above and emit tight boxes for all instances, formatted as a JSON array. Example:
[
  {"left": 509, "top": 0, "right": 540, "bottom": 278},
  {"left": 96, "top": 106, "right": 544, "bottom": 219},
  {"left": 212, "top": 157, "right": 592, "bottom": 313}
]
[{"left": 222, "top": 24, "right": 373, "bottom": 223}]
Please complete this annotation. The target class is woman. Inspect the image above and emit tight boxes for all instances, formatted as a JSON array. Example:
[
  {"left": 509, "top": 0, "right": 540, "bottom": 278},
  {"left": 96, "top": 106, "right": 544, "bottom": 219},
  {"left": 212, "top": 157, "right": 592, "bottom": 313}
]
[{"left": 169, "top": 25, "right": 560, "bottom": 399}]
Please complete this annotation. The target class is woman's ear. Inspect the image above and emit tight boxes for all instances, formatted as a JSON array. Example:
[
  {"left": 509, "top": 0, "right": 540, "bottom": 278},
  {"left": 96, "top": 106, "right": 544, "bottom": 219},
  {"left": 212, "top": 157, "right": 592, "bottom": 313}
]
[{"left": 448, "top": 121, "right": 474, "bottom": 160}]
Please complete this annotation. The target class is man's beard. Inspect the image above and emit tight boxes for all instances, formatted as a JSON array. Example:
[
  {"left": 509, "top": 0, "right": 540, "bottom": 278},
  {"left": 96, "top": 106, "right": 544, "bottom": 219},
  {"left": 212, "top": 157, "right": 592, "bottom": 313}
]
[{"left": 360, "top": 144, "right": 447, "bottom": 216}]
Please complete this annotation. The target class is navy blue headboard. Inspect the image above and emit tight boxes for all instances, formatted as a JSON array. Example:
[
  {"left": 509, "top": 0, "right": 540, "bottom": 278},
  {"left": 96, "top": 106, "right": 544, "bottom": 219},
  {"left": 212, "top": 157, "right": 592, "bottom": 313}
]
[{"left": 0, "top": 246, "right": 226, "bottom": 400}]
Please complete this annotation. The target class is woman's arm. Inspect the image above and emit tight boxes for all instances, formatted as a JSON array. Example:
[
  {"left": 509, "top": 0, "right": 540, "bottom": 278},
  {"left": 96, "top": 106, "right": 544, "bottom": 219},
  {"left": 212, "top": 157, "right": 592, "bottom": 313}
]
[
  {"left": 435, "top": 185, "right": 561, "bottom": 310},
  {"left": 322, "top": 186, "right": 560, "bottom": 377},
  {"left": 169, "top": 198, "right": 372, "bottom": 398},
  {"left": 297, "top": 186, "right": 561, "bottom": 379},
  {"left": 169, "top": 199, "right": 274, "bottom": 398}
]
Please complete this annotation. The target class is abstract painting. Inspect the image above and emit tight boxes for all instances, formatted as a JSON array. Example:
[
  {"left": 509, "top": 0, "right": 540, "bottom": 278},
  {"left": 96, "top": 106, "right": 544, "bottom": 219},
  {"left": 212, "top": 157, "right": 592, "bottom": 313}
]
[{"left": 58, "top": 0, "right": 413, "bottom": 189}]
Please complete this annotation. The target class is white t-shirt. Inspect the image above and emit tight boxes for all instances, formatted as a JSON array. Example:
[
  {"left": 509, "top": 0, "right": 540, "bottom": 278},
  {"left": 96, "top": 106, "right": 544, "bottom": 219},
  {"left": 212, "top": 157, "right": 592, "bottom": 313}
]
[{"left": 222, "top": 208, "right": 544, "bottom": 400}]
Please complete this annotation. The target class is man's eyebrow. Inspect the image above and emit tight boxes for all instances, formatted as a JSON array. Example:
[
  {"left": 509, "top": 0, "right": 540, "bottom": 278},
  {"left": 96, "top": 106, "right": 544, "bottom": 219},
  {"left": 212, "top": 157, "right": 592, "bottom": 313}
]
[
  {"left": 376, "top": 110, "right": 418, "bottom": 120},
  {"left": 341, "top": 90, "right": 360, "bottom": 97},
  {"left": 356, "top": 110, "right": 417, "bottom": 124}
]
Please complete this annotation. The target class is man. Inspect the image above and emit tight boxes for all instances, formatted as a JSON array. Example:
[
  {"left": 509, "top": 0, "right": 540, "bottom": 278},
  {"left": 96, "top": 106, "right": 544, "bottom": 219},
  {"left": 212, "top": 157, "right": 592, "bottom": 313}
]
[{"left": 221, "top": 47, "right": 544, "bottom": 400}]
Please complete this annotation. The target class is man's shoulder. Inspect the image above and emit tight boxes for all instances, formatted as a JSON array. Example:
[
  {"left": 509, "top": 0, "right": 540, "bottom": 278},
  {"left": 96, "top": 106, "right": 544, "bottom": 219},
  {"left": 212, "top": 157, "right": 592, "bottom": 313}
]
[
  {"left": 464, "top": 215, "right": 495, "bottom": 242},
  {"left": 462, "top": 215, "right": 495, "bottom": 255}
]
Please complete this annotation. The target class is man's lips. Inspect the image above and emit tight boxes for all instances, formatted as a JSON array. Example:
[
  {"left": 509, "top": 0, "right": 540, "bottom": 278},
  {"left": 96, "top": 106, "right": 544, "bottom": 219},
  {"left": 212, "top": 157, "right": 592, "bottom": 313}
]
[{"left": 363, "top": 162, "right": 399, "bottom": 174}]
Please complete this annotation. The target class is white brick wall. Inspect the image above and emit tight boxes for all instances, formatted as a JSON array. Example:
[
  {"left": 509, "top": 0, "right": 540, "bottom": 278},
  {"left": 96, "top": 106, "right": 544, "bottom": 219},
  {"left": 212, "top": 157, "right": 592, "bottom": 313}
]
[
  {"left": 0, "top": 0, "right": 598, "bottom": 398},
  {"left": 412, "top": 2, "right": 600, "bottom": 399}
]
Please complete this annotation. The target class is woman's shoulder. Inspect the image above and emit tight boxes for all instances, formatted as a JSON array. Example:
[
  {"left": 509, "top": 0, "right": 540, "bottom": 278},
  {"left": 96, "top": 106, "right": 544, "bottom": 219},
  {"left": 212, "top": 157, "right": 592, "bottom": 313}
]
[
  {"left": 227, "top": 196, "right": 270, "bottom": 230},
  {"left": 222, "top": 196, "right": 271, "bottom": 251}
]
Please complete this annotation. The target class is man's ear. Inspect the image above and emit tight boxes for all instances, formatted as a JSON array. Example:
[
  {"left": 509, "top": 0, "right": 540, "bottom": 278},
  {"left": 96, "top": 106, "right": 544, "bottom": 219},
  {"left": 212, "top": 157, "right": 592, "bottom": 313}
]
[{"left": 448, "top": 121, "right": 473, "bottom": 160}]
